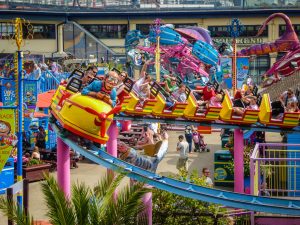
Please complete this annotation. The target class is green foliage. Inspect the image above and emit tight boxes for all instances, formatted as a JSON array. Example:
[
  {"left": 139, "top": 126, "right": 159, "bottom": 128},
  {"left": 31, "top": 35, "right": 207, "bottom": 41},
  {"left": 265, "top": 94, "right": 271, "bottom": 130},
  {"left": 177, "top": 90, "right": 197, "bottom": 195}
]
[
  {"left": 225, "top": 144, "right": 253, "bottom": 177},
  {"left": 152, "top": 170, "right": 229, "bottom": 225},
  {"left": 0, "top": 172, "right": 149, "bottom": 225},
  {"left": 26, "top": 158, "right": 43, "bottom": 167}
]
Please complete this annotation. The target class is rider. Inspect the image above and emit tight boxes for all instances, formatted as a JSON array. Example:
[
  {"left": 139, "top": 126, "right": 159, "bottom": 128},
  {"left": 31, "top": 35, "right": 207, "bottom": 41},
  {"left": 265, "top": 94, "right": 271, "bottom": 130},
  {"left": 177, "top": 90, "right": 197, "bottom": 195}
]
[{"left": 82, "top": 71, "right": 119, "bottom": 107}]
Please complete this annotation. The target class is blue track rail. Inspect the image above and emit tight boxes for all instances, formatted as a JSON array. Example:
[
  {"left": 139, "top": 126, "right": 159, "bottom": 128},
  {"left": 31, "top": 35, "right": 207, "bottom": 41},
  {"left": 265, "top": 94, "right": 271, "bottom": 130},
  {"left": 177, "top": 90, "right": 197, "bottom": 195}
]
[
  {"left": 114, "top": 115, "right": 300, "bottom": 134},
  {"left": 51, "top": 123, "right": 300, "bottom": 216}
]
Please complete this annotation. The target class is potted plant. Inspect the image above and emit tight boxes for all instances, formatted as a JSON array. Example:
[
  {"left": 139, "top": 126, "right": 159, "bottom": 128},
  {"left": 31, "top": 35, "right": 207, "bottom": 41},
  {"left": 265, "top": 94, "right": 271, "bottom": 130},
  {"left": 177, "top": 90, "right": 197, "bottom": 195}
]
[{"left": 23, "top": 158, "right": 51, "bottom": 182}]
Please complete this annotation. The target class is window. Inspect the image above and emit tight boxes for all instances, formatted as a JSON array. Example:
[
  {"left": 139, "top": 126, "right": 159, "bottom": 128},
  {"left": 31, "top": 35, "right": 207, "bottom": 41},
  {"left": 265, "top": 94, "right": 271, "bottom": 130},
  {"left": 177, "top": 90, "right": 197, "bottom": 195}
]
[
  {"left": 0, "top": 23, "right": 15, "bottom": 39},
  {"left": 208, "top": 25, "right": 268, "bottom": 38},
  {"left": 279, "top": 24, "right": 300, "bottom": 37},
  {"left": 249, "top": 55, "right": 270, "bottom": 84},
  {"left": 136, "top": 24, "right": 150, "bottom": 35},
  {"left": 28, "top": 24, "right": 56, "bottom": 39},
  {"left": 174, "top": 23, "right": 197, "bottom": 28},
  {"left": 82, "top": 24, "right": 128, "bottom": 39},
  {"left": 0, "top": 23, "right": 56, "bottom": 39}
]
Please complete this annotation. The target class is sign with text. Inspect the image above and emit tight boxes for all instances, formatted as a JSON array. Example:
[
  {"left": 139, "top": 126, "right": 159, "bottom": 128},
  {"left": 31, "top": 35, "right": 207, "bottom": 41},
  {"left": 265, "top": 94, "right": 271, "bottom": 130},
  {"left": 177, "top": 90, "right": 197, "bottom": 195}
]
[
  {"left": 1, "top": 79, "right": 16, "bottom": 106},
  {"left": 0, "top": 109, "right": 17, "bottom": 174},
  {"left": 214, "top": 37, "right": 264, "bottom": 45}
]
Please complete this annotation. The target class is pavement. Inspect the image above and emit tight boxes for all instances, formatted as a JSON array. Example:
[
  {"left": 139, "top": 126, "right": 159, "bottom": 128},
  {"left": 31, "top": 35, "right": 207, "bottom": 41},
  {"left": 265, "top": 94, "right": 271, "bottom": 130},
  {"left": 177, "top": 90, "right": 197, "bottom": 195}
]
[{"left": 0, "top": 130, "right": 282, "bottom": 224}]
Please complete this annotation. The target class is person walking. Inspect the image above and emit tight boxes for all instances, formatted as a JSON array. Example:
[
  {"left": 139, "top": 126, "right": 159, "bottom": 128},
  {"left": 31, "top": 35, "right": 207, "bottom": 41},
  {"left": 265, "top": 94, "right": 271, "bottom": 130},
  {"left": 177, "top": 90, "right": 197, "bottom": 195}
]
[
  {"left": 184, "top": 125, "right": 193, "bottom": 154},
  {"left": 176, "top": 135, "right": 189, "bottom": 172}
]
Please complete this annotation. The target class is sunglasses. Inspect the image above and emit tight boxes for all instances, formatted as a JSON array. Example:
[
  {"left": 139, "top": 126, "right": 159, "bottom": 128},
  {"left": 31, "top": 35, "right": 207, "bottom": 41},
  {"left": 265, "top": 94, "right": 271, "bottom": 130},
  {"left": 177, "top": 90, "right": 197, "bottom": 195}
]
[
  {"left": 204, "top": 171, "right": 210, "bottom": 174},
  {"left": 106, "top": 76, "right": 119, "bottom": 85}
]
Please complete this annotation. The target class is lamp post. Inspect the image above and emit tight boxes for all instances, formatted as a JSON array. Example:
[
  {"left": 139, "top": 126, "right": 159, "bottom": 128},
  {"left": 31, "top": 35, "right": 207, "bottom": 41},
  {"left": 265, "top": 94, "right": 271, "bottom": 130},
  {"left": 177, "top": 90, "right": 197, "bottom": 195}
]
[
  {"left": 227, "top": 18, "right": 244, "bottom": 94},
  {"left": 14, "top": 18, "right": 24, "bottom": 208},
  {"left": 153, "top": 18, "right": 161, "bottom": 82}
]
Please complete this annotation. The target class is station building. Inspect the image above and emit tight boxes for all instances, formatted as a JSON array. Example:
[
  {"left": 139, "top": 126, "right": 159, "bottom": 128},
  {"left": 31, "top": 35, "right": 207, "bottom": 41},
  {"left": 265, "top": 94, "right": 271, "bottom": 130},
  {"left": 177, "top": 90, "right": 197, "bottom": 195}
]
[{"left": 0, "top": 0, "right": 300, "bottom": 82}]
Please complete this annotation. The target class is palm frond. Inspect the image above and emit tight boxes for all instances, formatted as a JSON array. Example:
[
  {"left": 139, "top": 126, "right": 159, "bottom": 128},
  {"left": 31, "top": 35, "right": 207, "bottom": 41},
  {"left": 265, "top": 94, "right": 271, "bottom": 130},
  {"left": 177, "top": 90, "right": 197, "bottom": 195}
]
[
  {"left": 0, "top": 196, "right": 34, "bottom": 225},
  {"left": 114, "top": 182, "right": 150, "bottom": 225},
  {"left": 41, "top": 175, "right": 75, "bottom": 225},
  {"left": 97, "top": 173, "right": 126, "bottom": 221},
  {"left": 93, "top": 172, "right": 115, "bottom": 199},
  {"left": 71, "top": 182, "right": 92, "bottom": 225}
]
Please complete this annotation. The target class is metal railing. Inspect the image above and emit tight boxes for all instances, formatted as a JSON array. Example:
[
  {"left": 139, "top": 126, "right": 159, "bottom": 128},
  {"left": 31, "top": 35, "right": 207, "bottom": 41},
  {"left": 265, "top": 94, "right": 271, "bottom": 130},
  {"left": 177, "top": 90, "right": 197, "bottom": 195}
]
[
  {"left": 40, "top": 70, "right": 68, "bottom": 92},
  {"left": 0, "top": 0, "right": 299, "bottom": 11},
  {"left": 250, "top": 143, "right": 300, "bottom": 198}
]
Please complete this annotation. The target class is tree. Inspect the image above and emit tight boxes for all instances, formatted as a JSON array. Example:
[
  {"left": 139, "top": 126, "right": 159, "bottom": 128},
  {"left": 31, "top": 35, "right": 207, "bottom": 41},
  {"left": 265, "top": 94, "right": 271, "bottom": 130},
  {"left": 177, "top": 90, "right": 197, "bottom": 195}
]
[
  {"left": 0, "top": 172, "right": 149, "bottom": 225},
  {"left": 152, "top": 170, "right": 231, "bottom": 225}
]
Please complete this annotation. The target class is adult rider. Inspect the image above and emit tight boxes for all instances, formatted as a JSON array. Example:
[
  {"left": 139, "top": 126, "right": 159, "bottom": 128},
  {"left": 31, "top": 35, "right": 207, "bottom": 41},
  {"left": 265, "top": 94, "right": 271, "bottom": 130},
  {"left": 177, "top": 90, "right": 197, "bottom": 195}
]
[{"left": 82, "top": 71, "right": 119, "bottom": 107}]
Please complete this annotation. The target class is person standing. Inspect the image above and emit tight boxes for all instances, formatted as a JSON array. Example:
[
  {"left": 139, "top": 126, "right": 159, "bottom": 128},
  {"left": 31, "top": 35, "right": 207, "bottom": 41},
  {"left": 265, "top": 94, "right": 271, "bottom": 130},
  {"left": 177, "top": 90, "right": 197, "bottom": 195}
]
[
  {"left": 184, "top": 125, "right": 193, "bottom": 154},
  {"left": 36, "top": 126, "right": 46, "bottom": 151},
  {"left": 201, "top": 168, "right": 213, "bottom": 187},
  {"left": 176, "top": 135, "right": 189, "bottom": 171}
]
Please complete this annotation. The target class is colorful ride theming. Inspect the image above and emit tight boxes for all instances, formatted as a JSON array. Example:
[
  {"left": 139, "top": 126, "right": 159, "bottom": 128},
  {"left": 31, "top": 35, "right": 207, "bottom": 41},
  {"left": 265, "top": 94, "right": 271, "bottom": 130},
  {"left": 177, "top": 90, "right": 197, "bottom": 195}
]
[
  {"left": 258, "top": 93, "right": 300, "bottom": 128},
  {"left": 122, "top": 79, "right": 158, "bottom": 115},
  {"left": 151, "top": 82, "right": 190, "bottom": 118},
  {"left": 219, "top": 90, "right": 260, "bottom": 125},
  {"left": 50, "top": 75, "right": 120, "bottom": 144},
  {"left": 183, "top": 91, "right": 222, "bottom": 121}
]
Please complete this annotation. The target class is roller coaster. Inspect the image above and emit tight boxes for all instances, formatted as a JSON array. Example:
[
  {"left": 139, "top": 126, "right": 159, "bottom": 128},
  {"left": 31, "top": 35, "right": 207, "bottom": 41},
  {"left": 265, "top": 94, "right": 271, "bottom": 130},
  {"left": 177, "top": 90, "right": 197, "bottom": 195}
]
[{"left": 48, "top": 70, "right": 300, "bottom": 216}]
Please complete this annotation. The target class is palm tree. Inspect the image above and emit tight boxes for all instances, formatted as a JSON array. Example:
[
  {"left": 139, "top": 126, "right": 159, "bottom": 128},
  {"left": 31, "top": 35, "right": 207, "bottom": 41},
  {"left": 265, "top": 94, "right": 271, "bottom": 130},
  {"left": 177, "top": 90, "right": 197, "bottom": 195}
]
[{"left": 0, "top": 172, "right": 149, "bottom": 225}]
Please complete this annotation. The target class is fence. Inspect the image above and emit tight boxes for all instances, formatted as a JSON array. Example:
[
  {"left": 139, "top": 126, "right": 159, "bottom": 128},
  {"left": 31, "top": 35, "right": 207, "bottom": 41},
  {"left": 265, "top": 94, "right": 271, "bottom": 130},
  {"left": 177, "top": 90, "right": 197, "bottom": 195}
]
[
  {"left": 250, "top": 143, "right": 300, "bottom": 197},
  {"left": 0, "top": 0, "right": 299, "bottom": 11}
]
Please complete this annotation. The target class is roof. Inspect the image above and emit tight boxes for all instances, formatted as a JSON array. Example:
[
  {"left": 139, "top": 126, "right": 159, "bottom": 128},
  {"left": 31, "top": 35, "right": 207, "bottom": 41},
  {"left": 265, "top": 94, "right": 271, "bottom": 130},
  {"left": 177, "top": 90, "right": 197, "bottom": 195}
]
[
  {"left": 37, "top": 90, "right": 55, "bottom": 108},
  {"left": 34, "top": 111, "right": 48, "bottom": 118}
]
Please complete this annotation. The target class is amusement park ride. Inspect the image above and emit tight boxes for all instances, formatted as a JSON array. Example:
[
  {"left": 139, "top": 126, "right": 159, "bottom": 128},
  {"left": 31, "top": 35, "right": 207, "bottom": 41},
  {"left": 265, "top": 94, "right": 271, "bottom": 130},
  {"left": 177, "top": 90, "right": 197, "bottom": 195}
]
[
  {"left": 47, "top": 13, "right": 300, "bottom": 217},
  {"left": 2, "top": 12, "right": 300, "bottom": 219}
]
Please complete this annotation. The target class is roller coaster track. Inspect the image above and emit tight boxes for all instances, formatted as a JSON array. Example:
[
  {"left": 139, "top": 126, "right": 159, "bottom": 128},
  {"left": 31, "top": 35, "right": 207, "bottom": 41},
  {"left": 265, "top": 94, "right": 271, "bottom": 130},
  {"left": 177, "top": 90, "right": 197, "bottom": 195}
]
[
  {"left": 51, "top": 122, "right": 300, "bottom": 216},
  {"left": 114, "top": 115, "right": 300, "bottom": 134}
]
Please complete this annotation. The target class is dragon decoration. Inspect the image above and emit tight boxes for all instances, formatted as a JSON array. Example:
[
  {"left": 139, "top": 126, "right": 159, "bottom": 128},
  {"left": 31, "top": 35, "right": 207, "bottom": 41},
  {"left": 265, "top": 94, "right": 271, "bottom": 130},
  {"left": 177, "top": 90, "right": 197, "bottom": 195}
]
[{"left": 125, "top": 13, "right": 300, "bottom": 88}]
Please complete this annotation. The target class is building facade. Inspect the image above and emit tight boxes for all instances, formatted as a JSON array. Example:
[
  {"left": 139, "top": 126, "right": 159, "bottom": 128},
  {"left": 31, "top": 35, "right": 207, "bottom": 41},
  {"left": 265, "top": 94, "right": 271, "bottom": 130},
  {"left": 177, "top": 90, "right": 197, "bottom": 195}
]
[{"left": 0, "top": 0, "right": 300, "bottom": 81}]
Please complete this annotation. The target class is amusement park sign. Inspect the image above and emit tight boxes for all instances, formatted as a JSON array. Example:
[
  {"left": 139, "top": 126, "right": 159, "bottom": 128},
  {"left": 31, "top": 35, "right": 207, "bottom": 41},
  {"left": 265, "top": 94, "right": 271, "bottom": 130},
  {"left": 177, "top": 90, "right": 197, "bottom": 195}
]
[{"left": 213, "top": 37, "right": 264, "bottom": 45}]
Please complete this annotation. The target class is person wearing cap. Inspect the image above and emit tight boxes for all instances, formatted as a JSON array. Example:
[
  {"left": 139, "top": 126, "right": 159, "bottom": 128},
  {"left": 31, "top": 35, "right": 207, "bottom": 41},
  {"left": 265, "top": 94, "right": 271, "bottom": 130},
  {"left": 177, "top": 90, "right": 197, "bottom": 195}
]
[{"left": 82, "top": 70, "right": 118, "bottom": 107}]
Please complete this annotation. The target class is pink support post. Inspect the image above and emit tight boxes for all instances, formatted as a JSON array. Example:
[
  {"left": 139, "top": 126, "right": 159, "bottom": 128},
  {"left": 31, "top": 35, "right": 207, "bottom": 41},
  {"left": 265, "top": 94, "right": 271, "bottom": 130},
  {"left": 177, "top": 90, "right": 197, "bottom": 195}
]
[
  {"left": 143, "top": 191, "right": 153, "bottom": 225},
  {"left": 234, "top": 129, "right": 244, "bottom": 193},
  {"left": 107, "top": 121, "right": 118, "bottom": 157},
  {"left": 57, "top": 137, "right": 70, "bottom": 198}
]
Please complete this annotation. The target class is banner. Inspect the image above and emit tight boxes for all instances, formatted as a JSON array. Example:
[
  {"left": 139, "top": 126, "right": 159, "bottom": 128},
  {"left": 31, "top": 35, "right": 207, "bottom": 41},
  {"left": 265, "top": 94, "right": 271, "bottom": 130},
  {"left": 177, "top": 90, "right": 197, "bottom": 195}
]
[
  {"left": 0, "top": 109, "right": 17, "bottom": 174},
  {"left": 1, "top": 79, "right": 16, "bottom": 106},
  {"left": 23, "top": 79, "right": 38, "bottom": 108},
  {"left": 220, "top": 57, "right": 232, "bottom": 79},
  {"left": 236, "top": 57, "right": 249, "bottom": 89}
]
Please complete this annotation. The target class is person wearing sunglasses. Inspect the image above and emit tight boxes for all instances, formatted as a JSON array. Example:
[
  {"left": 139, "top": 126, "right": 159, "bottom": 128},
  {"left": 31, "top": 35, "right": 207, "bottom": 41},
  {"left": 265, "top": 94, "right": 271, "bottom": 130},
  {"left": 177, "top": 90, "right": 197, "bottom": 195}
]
[
  {"left": 82, "top": 70, "right": 118, "bottom": 107},
  {"left": 81, "top": 66, "right": 98, "bottom": 89}
]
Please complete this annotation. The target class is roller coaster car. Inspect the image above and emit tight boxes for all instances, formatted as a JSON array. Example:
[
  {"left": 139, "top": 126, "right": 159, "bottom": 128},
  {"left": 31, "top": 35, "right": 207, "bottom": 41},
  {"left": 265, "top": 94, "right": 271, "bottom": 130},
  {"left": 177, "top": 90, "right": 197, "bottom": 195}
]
[
  {"left": 219, "top": 90, "right": 260, "bottom": 124},
  {"left": 124, "top": 81, "right": 158, "bottom": 115},
  {"left": 258, "top": 93, "right": 300, "bottom": 128},
  {"left": 50, "top": 77, "right": 121, "bottom": 144},
  {"left": 183, "top": 90, "right": 222, "bottom": 121},
  {"left": 152, "top": 82, "right": 190, "bottom": 118},
  {"left": 118, "top": 77, "right": 135, "bottom": 110}
]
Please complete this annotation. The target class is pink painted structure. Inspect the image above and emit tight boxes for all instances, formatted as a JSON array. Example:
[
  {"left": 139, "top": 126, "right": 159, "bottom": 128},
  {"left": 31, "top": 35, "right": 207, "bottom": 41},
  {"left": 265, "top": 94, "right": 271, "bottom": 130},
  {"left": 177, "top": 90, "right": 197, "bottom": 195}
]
[
  {"left": 57, "top": 137, "right": 71, "bottom": 198},
  {"left": 234, "top": 129, "right": 244, "bottom": 193}
]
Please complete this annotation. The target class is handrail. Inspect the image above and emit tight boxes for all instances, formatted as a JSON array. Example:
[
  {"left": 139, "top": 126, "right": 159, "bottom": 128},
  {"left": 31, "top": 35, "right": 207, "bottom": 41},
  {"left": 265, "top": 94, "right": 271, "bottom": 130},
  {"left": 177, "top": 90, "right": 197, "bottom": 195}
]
[{"left": 68, "top": 21, "right": 117, "bottom": 56}]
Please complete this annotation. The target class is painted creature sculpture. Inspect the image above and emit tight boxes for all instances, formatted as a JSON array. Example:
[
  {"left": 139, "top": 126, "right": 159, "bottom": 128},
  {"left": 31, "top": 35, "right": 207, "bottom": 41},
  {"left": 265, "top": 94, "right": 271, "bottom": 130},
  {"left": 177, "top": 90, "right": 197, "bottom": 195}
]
[{"left": 238, "top": 13, "right": 300, "bottom": 87}]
